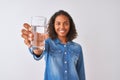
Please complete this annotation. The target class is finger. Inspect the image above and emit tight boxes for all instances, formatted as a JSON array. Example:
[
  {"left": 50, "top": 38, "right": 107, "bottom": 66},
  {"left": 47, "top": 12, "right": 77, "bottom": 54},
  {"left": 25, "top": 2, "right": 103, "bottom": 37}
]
[
  {"left": 28, "top": 31, "right": 33, "bottom": 36},
  {"left": 24, "top": 39, "right": 31, "bottom": 47},
  {"left": 21, "top": 29, "right": 28, "bottom": 35},
  {"left": 28, "top": 36, "right": 34, "bottom": 41},
  {"left": 28, "top": 31, "right": 34, "bottom": 41},
  {"left": 23, "top": 23, "right": 32, "bottom": 31},
  {"left": 21, "top": 34, "right": 28, "bottom": 39}
]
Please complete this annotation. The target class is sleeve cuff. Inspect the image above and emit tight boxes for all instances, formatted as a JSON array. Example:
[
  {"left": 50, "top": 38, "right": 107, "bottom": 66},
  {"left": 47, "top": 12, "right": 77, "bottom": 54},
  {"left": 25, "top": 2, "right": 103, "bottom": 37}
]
[{"left": 28, "top": 47, "right": 44, "bottom": 60}]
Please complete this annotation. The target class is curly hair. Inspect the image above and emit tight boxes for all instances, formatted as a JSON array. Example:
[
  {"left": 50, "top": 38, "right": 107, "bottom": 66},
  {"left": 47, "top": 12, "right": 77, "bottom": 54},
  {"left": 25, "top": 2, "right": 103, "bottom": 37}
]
[{"left": 47, "top": 10, "right": 77, "bottom": 41}]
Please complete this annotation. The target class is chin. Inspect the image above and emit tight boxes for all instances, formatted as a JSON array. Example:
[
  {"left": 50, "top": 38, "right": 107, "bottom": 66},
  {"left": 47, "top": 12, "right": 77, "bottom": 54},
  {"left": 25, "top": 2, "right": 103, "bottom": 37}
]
[{"left": 59, "top": 35, "right": 67, "bottom": 37}]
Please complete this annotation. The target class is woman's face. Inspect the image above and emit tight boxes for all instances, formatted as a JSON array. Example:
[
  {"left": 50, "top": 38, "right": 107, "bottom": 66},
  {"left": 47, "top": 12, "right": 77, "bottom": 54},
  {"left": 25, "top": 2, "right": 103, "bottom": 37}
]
[{"left": 54, "top": 15, "right": 70, "bottom": 39}]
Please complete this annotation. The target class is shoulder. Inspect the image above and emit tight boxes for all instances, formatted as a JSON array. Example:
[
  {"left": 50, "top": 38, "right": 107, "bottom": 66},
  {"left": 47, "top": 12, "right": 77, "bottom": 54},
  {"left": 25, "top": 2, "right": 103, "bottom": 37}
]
[
  {"left": 45, "top": 38, "right": 51, "bottom": 42},
  {"left": 69, "top": 41, "right": 83, "bottom": 53},
  {"left": 45, "top": 38, "right": 56, "bottom": 46},
  {"left": 70, "top": 41, "right": 82, "bottom": 49},
  {"left": 45, "top": 38, "right": 53, "bottom": 43}
]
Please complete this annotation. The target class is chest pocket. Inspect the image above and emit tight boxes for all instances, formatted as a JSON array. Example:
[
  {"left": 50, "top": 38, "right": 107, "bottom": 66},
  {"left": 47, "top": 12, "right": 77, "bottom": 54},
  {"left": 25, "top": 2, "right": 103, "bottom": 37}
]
[
  {"left": 69, "top": 50, "right": 79, "bottom": 65},
  {"left": 49, "top": 47, "right": 62, "bottom": 57}
]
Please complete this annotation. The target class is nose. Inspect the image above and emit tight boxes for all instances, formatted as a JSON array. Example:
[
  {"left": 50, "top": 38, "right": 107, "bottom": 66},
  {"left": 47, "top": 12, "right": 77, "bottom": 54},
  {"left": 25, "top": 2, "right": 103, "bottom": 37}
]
[{"left": 60, "top": 23, "right": 65, "bottom": 28}]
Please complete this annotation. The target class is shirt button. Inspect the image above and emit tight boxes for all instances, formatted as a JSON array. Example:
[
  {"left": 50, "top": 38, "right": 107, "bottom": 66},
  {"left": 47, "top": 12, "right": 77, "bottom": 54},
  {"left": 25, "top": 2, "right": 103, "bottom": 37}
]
[
  {"left": 64, "top": 52, "right": 67, "bottom": 54},
  {"left": 64, "top": 61, "right": 67, "bottom": 64},
  {"left": 65, "top": 70, "right": 67, "bottom": 73},
  {"left": 64, "top": 45, "right": 66, "bottom": 47}
]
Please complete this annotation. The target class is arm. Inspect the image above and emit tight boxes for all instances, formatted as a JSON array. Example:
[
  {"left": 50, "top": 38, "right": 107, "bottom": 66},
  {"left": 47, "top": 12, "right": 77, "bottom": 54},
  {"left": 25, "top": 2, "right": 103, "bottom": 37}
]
[
  {"left": 21, "top": 23, "right": 49, "bottom": 60},
  {"left": 76, "top": 47, "right": 86, "bottom": 80},
  {"left": 28, "top": 38, "right": 49, "bottom": 61}
]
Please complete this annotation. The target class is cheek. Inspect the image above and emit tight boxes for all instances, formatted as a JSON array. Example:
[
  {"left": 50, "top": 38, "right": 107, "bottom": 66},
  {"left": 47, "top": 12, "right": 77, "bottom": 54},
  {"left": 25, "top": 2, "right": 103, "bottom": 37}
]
[
  {"left": 54, "top": 25, "right": 60, "bottom": 30},
  {"left": 66, "top": 26, "right": 70, "bottom": 32},
  {"left": 54, "top": 26, "right": 58, "bottom": 32}
]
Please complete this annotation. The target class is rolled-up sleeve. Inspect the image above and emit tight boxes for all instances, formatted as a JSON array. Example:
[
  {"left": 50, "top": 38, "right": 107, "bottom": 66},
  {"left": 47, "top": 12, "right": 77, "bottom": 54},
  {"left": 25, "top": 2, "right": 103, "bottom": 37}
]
[
  {"left": 28, "top": 38, "right": 49, "bottom": 61},
  {"left": 28, "top": 47, "right": 44, "bottom": 60}
]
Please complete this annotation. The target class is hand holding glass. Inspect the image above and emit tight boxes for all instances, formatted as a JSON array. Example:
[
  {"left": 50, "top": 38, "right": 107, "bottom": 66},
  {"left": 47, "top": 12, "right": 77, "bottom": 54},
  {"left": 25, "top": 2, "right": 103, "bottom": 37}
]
[{"left": 31, "top": 16, "right": 47, "bottom": 50}]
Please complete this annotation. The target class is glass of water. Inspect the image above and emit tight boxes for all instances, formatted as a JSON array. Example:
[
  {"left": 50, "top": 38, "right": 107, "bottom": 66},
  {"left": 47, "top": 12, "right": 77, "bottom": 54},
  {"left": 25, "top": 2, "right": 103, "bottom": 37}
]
[{"left": 31, "top": 16, "right": 47, "bottom": 50}]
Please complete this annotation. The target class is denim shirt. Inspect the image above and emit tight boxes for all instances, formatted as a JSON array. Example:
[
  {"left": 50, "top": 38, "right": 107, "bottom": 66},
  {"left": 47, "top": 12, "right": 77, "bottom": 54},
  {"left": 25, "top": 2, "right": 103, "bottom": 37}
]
[{"left": 29, "top": 38, "right": 86, "bottom": 80}]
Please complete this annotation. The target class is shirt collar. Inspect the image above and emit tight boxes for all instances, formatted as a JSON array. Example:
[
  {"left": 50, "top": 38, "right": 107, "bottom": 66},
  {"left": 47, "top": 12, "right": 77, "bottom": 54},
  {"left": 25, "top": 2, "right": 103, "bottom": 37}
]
[{"left": 54, "top": 38, "right": 73, "bottom": 45}]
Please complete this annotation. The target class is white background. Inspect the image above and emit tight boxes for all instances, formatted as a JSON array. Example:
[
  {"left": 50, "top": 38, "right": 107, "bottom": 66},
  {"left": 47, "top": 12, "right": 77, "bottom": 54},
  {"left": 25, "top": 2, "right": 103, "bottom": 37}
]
[{"left": 0, "top": 0, "right": 120, "bottom": 80}]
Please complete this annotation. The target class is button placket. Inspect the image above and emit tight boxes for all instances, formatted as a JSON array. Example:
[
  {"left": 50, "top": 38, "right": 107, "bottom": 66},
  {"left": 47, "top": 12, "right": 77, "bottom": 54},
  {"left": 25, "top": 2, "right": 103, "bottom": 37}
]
[{"left": 63, "top": 44, "right": 68, "bottom": 80}]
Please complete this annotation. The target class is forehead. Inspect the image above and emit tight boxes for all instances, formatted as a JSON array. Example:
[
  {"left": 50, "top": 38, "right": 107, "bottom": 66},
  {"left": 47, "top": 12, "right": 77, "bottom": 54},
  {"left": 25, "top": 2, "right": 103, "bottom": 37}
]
[{"left": 55, "top": 15, "right": 69, "bottom": 22}]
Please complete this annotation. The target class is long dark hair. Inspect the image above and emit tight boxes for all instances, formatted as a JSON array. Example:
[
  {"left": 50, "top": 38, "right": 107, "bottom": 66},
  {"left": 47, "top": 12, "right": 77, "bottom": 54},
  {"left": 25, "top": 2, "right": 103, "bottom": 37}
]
[{"left": 47, "top": 10, "right": 77, "bottom": 41}]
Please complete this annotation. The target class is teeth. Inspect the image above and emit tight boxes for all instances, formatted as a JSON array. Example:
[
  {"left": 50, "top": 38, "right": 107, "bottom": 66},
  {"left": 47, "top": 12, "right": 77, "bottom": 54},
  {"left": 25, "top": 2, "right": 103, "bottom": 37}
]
[{"left": 59, "top": 30, "right": 65, "bottom": 33}]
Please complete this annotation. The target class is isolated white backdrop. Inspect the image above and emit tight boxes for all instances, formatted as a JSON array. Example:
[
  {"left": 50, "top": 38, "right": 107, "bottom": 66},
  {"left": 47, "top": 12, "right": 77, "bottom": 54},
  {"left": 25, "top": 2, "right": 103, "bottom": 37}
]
[{"left": 0, "top": 0, "right": 119, "bottom": 80}]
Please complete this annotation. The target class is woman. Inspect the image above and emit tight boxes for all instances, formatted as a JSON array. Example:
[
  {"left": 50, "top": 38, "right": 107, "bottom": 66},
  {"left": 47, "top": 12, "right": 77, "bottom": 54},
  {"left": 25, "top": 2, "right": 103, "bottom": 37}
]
[{"left": 21, "top": 10, "right": 86, "bottom": 80}]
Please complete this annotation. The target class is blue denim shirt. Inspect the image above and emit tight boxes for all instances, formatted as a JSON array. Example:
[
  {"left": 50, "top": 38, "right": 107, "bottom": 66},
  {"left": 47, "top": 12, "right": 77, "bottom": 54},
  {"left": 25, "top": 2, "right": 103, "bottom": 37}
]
[{"left": 29, "top": 38, "right": 86, "bottom": 80}]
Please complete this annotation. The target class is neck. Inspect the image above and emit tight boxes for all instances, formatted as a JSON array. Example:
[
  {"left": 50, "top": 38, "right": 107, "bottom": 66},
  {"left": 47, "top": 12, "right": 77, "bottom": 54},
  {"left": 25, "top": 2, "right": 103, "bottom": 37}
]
[{"left": 58, "top": 36, "right": 67, "bottom": 44}]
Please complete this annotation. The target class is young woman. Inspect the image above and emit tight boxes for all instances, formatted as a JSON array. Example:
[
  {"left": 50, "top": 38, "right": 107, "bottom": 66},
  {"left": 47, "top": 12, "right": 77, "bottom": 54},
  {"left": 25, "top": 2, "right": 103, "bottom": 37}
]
[{"left": 21, "top": 10, "right": 86, "bottom": 80}]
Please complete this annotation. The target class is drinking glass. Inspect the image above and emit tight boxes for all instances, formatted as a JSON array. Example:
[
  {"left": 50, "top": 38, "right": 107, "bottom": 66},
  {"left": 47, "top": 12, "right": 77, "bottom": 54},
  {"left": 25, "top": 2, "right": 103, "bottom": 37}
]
[{"left": 31, "top": 16, "right": 47, "bottom": 50}]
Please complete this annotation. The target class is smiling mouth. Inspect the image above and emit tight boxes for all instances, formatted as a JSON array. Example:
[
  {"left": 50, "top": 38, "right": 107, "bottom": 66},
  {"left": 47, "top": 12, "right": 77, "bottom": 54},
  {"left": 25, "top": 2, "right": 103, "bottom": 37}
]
[{"left": 59, "top": 30, "right": 66, "bottom": 33}]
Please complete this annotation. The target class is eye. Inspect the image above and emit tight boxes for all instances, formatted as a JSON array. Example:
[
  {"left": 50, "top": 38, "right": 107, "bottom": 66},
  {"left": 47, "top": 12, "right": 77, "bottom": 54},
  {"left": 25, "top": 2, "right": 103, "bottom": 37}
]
[
  {"left": 64, "top": 21, "right": 69, "bottom": 26},
  {"left": 55, "top": 22, "right": 60, "bottom": 26}
]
